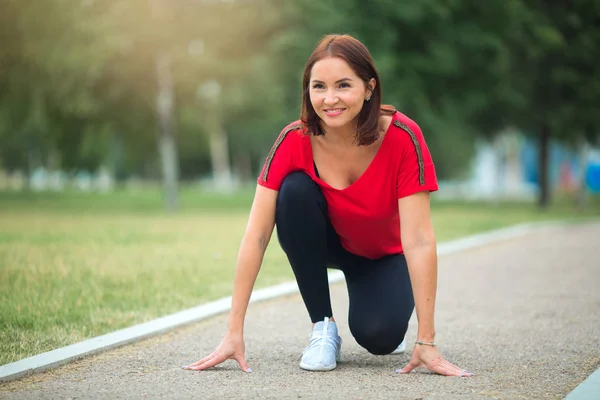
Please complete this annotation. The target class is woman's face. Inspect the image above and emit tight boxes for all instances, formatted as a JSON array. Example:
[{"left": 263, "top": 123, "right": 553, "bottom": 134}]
[{"left": 309, "top": 57, "right": 375, "bottom": 131}]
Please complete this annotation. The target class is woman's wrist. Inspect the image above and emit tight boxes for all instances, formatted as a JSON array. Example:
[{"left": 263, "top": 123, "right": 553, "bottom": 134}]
[
  {"left": 415, "top": 339, "right": 436, "bottom": 347},
  {"left": 416, "top": 329, "right": 436, "bottom": 342},
  {"left": 226, "top": 318, "right": 244, "bottom": 336},
  {"left": 226, "top": 328, "right": 244, "bottom": 338}
]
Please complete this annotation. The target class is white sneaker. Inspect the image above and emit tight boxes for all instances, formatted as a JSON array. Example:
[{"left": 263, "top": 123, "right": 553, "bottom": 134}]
[
  {"left": 390, "top": 338, "right": 407, "bottom": 354},
  {"left": 299, "top": 317, "right": 342, "bottom": 371}
]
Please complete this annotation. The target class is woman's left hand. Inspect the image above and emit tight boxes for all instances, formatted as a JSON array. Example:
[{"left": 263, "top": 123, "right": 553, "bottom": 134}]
[{"left": 396, "top": 344, "right": 473, "bottom": 377}]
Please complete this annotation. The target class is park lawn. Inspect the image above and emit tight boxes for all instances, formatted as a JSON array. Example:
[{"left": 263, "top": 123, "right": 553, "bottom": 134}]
[{"left": 0, "top": 189, "right": 598, "bottom": 365}]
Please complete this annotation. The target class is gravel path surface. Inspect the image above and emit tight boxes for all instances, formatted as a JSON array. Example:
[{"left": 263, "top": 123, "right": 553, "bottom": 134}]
[{"left": 1, "top": 222, "right": 598, "bottom": 400}]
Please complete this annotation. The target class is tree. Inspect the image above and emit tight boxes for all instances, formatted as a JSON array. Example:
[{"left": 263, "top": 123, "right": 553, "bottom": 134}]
[
  {"left": 0, "top": 0, "right": 110, "bottom": 176},
  {"left": 266, "top": 0, "right": 528, "bottom": 178},
  {"left": 506, "top": 0, "right": 600, "bottom": 208},
  {"left": 2, "top": 0, "right": 597, "bottom": 210}
]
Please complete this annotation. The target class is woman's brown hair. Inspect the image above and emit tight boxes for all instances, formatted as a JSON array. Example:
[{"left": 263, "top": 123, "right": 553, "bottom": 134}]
[{"left": 300, "top": 34, "right": 394, "bottom": 146}]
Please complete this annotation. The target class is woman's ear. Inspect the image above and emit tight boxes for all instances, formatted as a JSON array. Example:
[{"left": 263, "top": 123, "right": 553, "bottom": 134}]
[{"left": 367, "top": 78, "right": 376, "bottom": 97}]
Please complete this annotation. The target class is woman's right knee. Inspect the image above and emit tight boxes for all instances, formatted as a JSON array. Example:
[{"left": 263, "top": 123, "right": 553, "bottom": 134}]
[{"left": 278, "top": 171, "right": 318, "bottom": 207}]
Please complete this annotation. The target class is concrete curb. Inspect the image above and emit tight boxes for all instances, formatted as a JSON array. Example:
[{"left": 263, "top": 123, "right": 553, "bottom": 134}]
[{"left": 0, "top": 220, "right": 570, "bottom": 383}]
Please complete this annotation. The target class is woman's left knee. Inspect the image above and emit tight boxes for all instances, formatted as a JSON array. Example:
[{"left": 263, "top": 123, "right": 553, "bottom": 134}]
[{"left": 350, "top": 320, "right": 407, "bottom": 355}]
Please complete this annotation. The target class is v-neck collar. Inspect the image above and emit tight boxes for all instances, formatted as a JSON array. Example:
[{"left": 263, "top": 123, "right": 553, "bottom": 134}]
[{"left": 308, "top": 114, "right": 395, "bottom": 192}]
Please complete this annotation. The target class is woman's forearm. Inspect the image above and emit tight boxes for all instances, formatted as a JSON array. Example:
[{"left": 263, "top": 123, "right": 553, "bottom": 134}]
[
  {"left": 404, "top": 242, "right": 438, "bottom": 342},
  {"left": 226, "top": 234, "right": 269, "bottom": 335}
]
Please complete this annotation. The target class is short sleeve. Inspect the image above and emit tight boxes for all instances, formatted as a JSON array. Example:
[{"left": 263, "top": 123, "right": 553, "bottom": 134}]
[
  {"left": 257, "top": 123, "right": 303, "bottom": 191},
  {"left": 395, "top": 120, "right": 439, "bottom": 198}
]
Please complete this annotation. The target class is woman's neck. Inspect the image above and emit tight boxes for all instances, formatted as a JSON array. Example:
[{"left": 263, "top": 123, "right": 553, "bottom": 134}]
[{"left": 321, "top": 121, "right": 358, "bottom": 148}]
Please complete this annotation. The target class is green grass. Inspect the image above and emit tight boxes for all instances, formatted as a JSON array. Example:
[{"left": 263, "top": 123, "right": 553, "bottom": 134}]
[{"left": 0, "top": 188, "right": 598, "bottom": 365}]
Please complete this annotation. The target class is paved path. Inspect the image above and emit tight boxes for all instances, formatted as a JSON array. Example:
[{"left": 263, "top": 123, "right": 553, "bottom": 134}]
[{"left": 1, "top": 223, "right": 599, "bottom": 400}]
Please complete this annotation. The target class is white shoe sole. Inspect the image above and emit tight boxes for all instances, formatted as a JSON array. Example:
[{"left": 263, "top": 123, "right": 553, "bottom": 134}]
[
  {"left": 299, "top": 361, "right": 337, "bottom": 371},
  {"left": 390, "top": 338, "right": 407, "bottom": 354}
]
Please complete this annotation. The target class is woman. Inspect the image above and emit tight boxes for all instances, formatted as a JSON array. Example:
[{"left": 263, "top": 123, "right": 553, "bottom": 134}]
[{"left": 184, "top": 34, "right": 472, "bottom": 377}]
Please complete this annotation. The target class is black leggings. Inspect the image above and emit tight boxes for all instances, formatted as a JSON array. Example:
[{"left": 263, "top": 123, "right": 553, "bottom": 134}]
[{"left": 275, "top": 172, "right": 415, "bottom": 355}]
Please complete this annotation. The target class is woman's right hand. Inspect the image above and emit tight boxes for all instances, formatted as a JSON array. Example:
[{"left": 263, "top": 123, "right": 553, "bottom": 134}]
[
  {"left": 183, "top": 332, "right": 251, "bottom": 372},
  {"left": 183, "top": 185, "right": 276, "bottom": 374}
]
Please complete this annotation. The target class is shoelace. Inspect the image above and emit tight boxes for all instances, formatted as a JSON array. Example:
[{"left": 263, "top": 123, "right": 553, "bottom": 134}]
[{"left": 303, "top": 318, "right": 339, "bottom": 357}]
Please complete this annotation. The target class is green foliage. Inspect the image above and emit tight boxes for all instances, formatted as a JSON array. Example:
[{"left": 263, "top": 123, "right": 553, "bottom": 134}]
[
  {"left": 0, "top": 0, "right": 598, "bottom": 180},
  {"left": 503, "top": 1, "right": 600, "bottom": 137}
]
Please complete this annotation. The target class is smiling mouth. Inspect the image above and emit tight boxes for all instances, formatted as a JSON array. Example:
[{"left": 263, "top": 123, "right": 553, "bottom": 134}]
[{"left": 323, "top": 108, "right": 345, "bottom": 116}]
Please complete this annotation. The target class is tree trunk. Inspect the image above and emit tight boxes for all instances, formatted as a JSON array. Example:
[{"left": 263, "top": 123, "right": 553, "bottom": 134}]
[
  {"left": 199, "top": 80, "right": 233, "bottom": 192},
  {"left": 537, "top": 123, "right": 551, "bottom": 209},
  {"left": 234, "top": 153, "right": 252, "bottom": 182},
  {"left": 208, "top": 124, "right": 233, "bottom": 192},
  {"left": 155, "top": 50, "right": 179, "bottom": 211}
]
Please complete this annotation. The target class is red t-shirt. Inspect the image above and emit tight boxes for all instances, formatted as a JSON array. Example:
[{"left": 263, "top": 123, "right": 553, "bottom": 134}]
[{"left": 257, "top": 111, "right": 438, "bottom": 259}]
